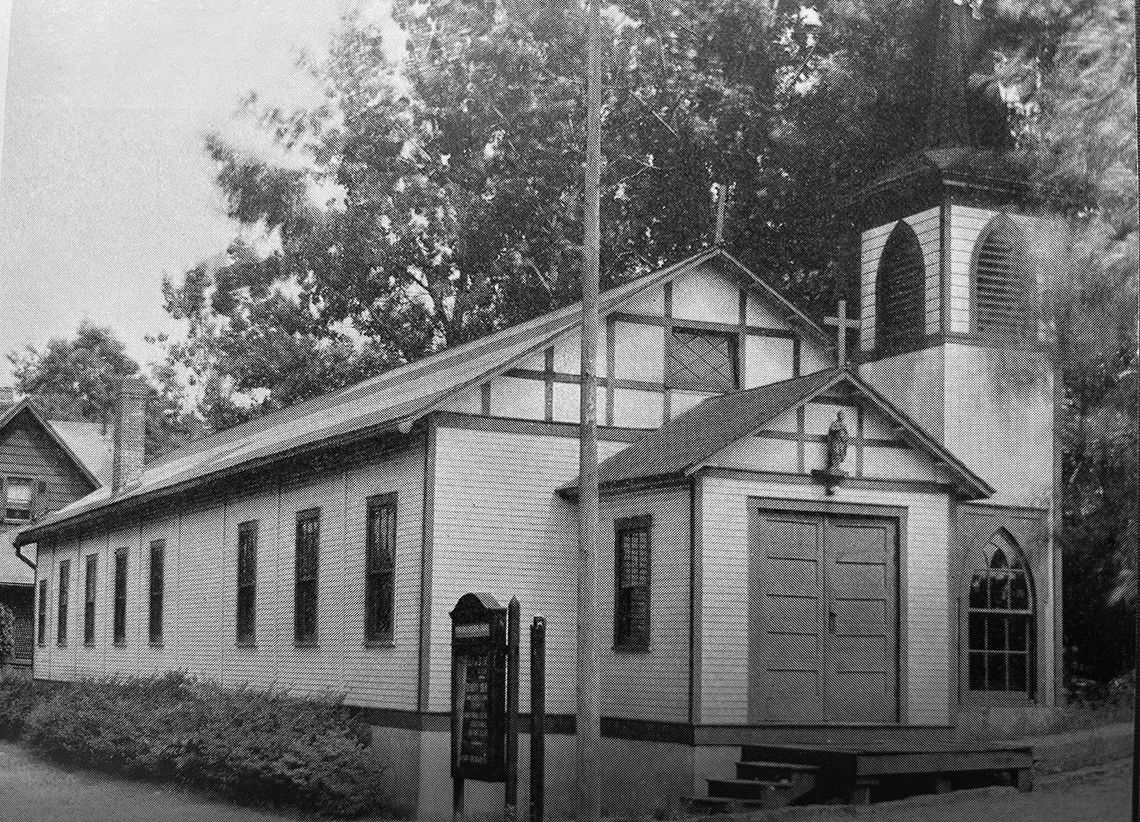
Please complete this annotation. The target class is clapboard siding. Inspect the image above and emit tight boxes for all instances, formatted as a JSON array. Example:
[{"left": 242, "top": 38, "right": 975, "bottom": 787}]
[
  {"left": 700, "top": 476, "right": 951, "bottom": 726},
  {"left": 33, "top": 441, "right": 424, "bottom": 712},
  {"left": 0, "top": 413, "right": 97, "bottom": 530},
  {"left": 431, "top": 425, "right": 686, "bottom": 719}
]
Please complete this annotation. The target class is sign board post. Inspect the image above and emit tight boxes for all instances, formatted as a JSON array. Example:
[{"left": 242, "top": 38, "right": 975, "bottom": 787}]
[
  {"left": 451, "top": 593, "right": 521, "bottom": 822},
  {"left": 530, "top": 615, "right": 547, "bottom": 822}
]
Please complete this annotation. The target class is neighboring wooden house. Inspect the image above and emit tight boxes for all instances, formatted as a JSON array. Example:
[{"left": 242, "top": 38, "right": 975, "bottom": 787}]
[{"left": 0, "top": 393, "right": 111, "bottom": 669}]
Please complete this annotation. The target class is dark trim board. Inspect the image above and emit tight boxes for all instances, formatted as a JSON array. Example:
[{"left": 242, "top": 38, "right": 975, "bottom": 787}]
[
  {"left": 702, "top": 466, "right": 955, "bottom": 497},
  {"left": 433, "top": 410, "right": 651, "bottom": 443}
]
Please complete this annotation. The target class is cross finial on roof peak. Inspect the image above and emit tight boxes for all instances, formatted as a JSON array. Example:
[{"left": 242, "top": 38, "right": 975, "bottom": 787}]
[{"left": 823, "top": 298, "right": 861, "bottom": 367}]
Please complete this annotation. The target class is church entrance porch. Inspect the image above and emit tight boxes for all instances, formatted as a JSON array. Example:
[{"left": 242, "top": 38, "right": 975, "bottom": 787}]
[{"left": 749, "top": 502, "right": 900, "bottom": 726}]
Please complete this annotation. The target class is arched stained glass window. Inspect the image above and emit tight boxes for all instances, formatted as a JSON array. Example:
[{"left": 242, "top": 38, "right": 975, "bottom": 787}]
[
  {"left": 973, "top": 215, "right": 1033, "bottom": 339},
  {"left": 876, "top": 221, "right": 926, "bottom": 354},
  {"left": 967, "top": 530, "right": 1034, "bottom": 694}
]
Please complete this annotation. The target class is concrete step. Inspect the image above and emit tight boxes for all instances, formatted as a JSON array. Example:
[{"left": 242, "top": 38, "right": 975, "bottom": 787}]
[
  {"left": 679, "top": 795, "right": 771, "bottom": 814},
  {"left": 707, "top": 777, "right": 794, "bottom": 803}
]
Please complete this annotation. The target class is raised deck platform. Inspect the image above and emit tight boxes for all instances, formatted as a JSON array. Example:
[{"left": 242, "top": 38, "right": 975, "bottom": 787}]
[{"left": 685, "top": 737, "right": 1034, "bottom": 811}]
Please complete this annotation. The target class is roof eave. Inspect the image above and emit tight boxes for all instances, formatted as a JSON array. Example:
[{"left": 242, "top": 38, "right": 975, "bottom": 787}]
[{"left": 14, "top": 414, "right": 422, "bottom": 547}]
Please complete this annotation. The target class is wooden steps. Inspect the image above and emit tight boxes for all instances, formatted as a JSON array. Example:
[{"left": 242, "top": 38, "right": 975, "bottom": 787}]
[{"left": 682, "top": 760, "right": 819, "bottom": 812}]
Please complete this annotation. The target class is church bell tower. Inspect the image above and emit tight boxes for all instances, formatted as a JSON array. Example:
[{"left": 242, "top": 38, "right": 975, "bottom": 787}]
[{"left": 851, "top": 0, "right": 1057, "bottom": 514}]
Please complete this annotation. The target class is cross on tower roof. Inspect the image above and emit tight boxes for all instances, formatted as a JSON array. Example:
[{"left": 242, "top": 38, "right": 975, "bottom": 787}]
[{"left": 823, "top": 299, "right": 861, "bottom": 366}]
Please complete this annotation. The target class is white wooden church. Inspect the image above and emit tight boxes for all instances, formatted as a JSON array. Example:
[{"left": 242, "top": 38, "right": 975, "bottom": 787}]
[{"left": 15, "top": 6, "right": 1058, "bottom": 817}]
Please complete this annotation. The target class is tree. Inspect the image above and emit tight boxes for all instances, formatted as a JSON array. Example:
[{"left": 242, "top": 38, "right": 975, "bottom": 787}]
[
  {"left": 8, "top": 321, "right": 191, "bottom": 462},
  {"left": 995, "top": 0, "right": 1137, "bottom": 682},
  {"left": 161, "top": 0, "right": 947, "bottom": 426}
]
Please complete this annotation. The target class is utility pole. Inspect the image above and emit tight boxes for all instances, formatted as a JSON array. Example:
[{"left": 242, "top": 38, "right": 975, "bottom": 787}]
[{"left": 576, "top": 0, "right": 603, "bottom": 814}]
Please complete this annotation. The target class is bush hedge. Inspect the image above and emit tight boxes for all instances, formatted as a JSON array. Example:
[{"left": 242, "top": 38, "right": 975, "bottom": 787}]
[{"left": 8, "top": 673, "right": 381, "bottom": 818}]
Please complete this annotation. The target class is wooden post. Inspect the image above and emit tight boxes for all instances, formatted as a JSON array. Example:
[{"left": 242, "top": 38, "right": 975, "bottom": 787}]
[
  {"left": 530, "top": 616, "right": 546, "bottom": 822},
  {"left": 577, "top": 0, "right": 603, "bottom": 815},
  {"left": 506, "top": 599, "right": 520, "bottom": 822},
  {"left": 452, "top": 655, "right": 466, "bottom": 822}
]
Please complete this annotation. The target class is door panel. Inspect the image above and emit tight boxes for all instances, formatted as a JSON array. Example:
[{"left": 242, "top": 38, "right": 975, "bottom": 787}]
[
  {"left": 750, "top": 513, "right": 825, "bottom": 723},
  {"left": 824, "top": 517, "right": 897, "bottom": 724},
  {"left": 750, "top": 508, "right": 898, "bottom": 725}
]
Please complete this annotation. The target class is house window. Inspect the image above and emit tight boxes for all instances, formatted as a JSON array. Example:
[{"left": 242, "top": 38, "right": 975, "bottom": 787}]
[
  {"left": 876, "top": 221, "right": 926, "bottom": 354},
  {"left": 295, "top": 509, "right": 320, "bottom": 645},
  {"left": 57, "top": 560, "right": 70, "bottom": 646},
  {"left": 113, "top": 548, "right": 128, "bottom": 644},
  {"left": 614, "top": 515, "right": 651, "bottom": 650},
  {"left": 973, "top": 215, "right": 1032, "bottom": 339},
  {"left": 83, "top": 554, "right": 97, "bottom": 645},
  {"left": 37, "top": 578, "right": 48, "bottom": 646},
  {"left": 667, "top": 329, "right": 738, "bottom": 393},
  {"left": 4, "top": 476, "right": 33, "bottom": 522},
  {"left": 366, "top": 494, "right": 396, "bottom": 644},
  {"left": 968, "top": 530, "right": 1034, "bottom": 694},
  {"left": 148, "top": 540, "right": 164, "bottom": 644},
  {"left": 237, "top": 521, "right": 258, "bottom": 645}
]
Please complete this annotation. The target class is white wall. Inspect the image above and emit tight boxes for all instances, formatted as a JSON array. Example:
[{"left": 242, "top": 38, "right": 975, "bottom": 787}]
[{"left": 34, "top": 440, "right": 425, "bottom": 711}]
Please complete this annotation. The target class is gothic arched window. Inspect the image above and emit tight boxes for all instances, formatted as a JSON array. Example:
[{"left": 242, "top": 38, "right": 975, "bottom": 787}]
[
  {"left": 967, "top": 530, "right": 1034, "bottom": 694},
  {"left": 876, "top": 221, "right": 926, "bottom": 354},
  {"left": 972, "top": 214, "right": 1033, "bottom": 340}
]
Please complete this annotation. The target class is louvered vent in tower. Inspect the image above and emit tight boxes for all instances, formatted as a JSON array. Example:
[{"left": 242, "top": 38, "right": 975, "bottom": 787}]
[{"left": 876, "top": 221, "right": 926, "bottom": 354}]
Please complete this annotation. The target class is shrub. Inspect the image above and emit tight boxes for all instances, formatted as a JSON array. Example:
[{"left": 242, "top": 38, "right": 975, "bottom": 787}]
[
  {"left": 0, "top": 604, "right": 14, "bottom": 667},
  {"left": 22, "top": 673, "right": 381, "bottom": 818},
  {"left": 0, "top": 676, "right": 40, "bottom": 739}
]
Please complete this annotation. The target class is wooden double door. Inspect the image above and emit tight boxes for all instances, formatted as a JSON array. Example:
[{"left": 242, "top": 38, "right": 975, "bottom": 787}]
[{"left": 749, "top": 506, "right": 899, "bottom": 725}]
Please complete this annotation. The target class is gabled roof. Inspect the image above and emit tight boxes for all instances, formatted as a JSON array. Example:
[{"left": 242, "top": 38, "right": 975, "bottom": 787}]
[
  {"left": 0, "top": 399, "right": 108, "bottom": 487},
  {"left": 16, "top": 247, "right": 829, "bottom": 546},
  {"left": 849, "top": 147, "right": 1029, "bottom": 206},
  {"left": 561, "top": 367, "right": 993, "bottom": 499}
]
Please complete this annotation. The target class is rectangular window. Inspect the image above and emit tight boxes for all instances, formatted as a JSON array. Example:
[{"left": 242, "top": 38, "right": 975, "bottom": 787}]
[
  {"left": 237, "top": 521, "right": 258, "bottom": 645},
  {"left": 148, "top": 540, "right": 164, "bottom": 644},
  {"left": 83, "top": 554, "right": 97, "bottom": 645},
  {"left": 113, "top": 548, "right": 128, "bottom": 644},
  {"left": 667, "top": 329, "right": 738, "bottom": 393},
  {"left": 294, "top": 509, "right": 320, "bottom": 645},
  {"left": 365, "top": 494, "right": 396, "bottom": 643},
  {"left": 37, "top": 578, "right": 48, "bottom": 646},
  {"left": 57, "top": 560, "right": 70, "bottom": 646},
  {"left": 4, "top": 476, "right": 33, "bottom": 521},
  {"left": 614, "top": 515, "right": 651, "bottom": 650}
]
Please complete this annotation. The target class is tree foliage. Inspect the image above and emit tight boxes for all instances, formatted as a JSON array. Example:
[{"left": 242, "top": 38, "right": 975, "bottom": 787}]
[
  {"left": 8, "top": 321, "right": 190, "bottom": 462},
  {"left": 161, "top": 0, "right": 945, "bottom": 426}
]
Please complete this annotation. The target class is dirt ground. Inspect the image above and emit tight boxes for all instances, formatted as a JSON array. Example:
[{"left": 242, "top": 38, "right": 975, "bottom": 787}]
[{"left": 0, "top": 739, "right": 1130, "bottom": 822}]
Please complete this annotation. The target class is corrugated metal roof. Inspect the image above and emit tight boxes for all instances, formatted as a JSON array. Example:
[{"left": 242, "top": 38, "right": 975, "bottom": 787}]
[
  {"left": 563, "top": 367, "right": 993, "bottom": 498},
  {"left": 21, "top": 246, "right": 833, "bottom": 545}
]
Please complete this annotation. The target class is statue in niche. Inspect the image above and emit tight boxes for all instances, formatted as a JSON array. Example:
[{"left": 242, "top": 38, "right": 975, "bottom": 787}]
[{"left": 826, "top": 411, "right": 850, "bottom": 471}]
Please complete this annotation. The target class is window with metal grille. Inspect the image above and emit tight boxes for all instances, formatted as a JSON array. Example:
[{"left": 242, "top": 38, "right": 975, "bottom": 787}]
[
  {"left": 37, "top": 578, "right": 48, "bottom": 646},
  {"left": 968, "top": 531, "right": 1034, "bottom": 694},
  {"left": 295, "top": 509, "right": 320, "bottom": 644},
  {"left": 667, "top": 329, "right": 738, "bottom": 392},
  {"left": 57, "top": 559, "right": 69, "bottom": 646},
  {"left": 365, "top": 494, "right": 396, "bottom": 643},
  {"left": 974, "top": 216, "right": 1031, "bottom": 339},
  {"left": 237, "top": 521, "right": 258, "bottom": 645},
  {"left": 113, "top": 548, "right": 127, "bottom": 644},
  {"left": 83, "top": 554, "right": 97, "bottom": 645},
  {"left": 614, "top": 515, "right": 651, "bottom": 650},
  {"left": 149, "top": 540, "right": 164, "bottom": 644},
  {"left": 876, "top": 221, "right": 926, "bottom": 354}
]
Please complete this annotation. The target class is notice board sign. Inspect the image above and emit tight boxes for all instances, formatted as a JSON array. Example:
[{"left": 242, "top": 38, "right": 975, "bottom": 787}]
[{"left": 450, "top": 593, "right": 507, "bottom": 782}]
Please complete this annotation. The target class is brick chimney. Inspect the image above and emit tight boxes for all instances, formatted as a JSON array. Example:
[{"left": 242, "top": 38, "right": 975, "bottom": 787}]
[{"left": 111, "top": 377, "right": 148, "bottom": 494}]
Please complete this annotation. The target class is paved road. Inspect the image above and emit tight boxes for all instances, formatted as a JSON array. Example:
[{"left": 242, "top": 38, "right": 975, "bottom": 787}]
[{"left": 0, "top": 739, "right": 1129, "bottom": 822}]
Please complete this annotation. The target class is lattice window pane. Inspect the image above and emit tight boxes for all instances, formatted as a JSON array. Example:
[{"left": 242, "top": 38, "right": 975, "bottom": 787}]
[
  {"left": 366, "top": 495, "right": 396, "bottom": 642},
  {"left": 295, "top": 511, "right": 320, "bottom": 643},
  {"left": 668, "top": 330, "right": 737, "bottom": 392},
  {"left": 615, "top": 517, "right": 651, "bottom": 649}
]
